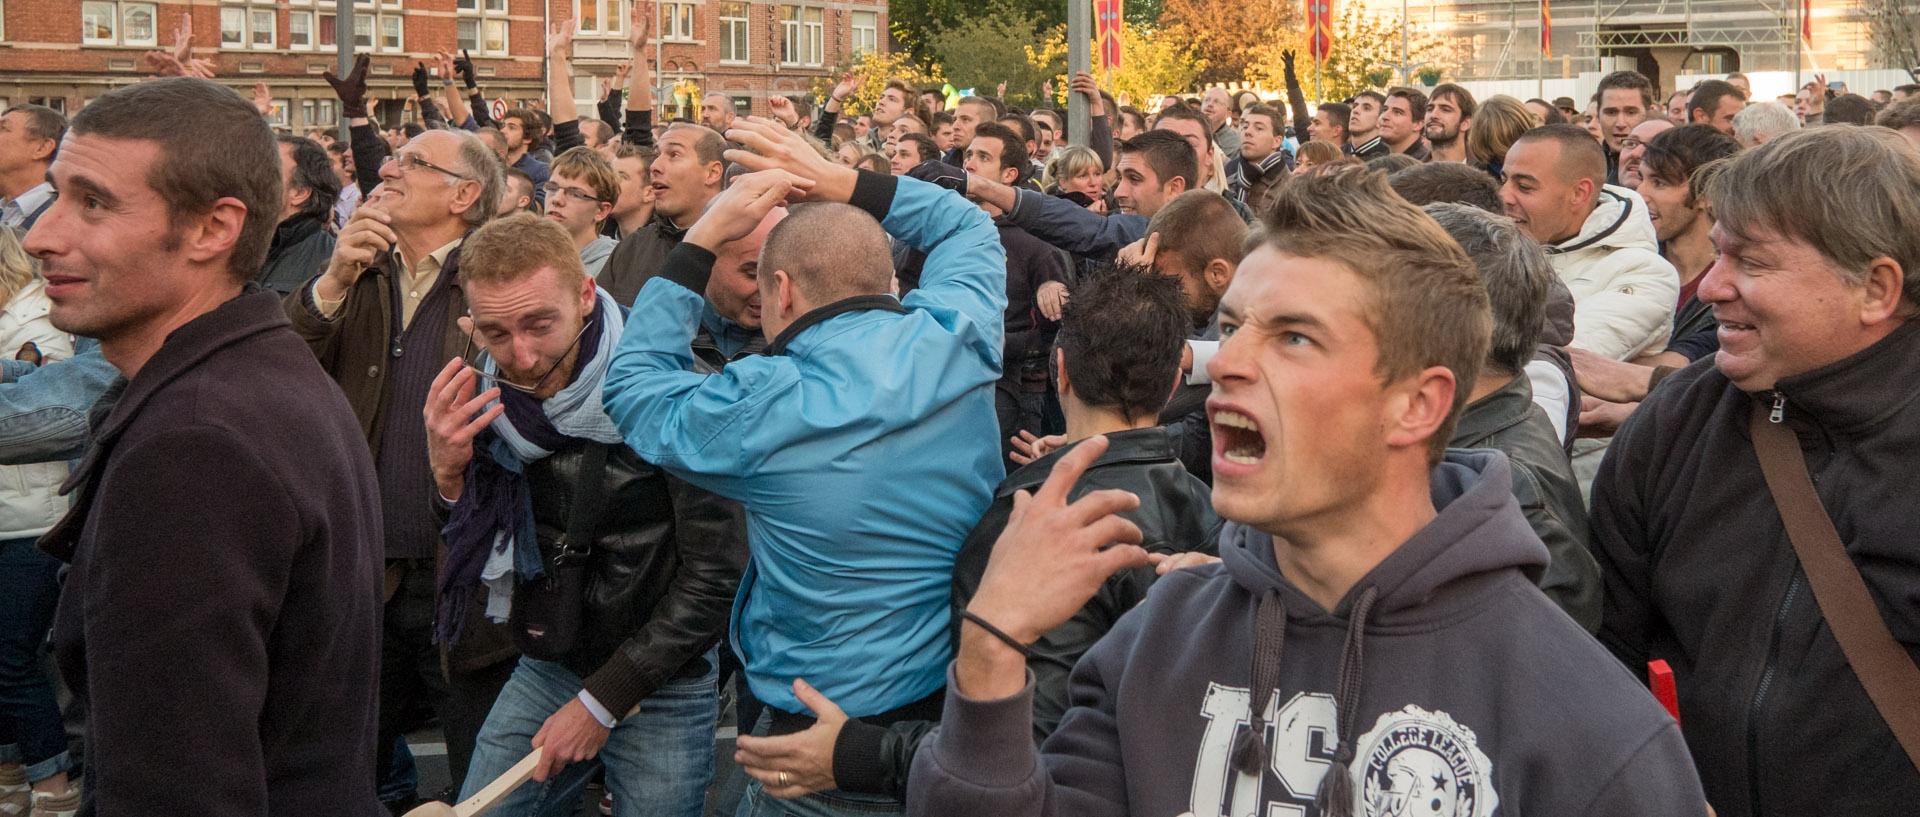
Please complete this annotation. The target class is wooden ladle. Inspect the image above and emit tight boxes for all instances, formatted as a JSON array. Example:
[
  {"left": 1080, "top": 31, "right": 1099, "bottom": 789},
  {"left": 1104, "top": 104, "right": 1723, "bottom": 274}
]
[{"left": 401, "top": 747, "right": 544, "bottom": 817}]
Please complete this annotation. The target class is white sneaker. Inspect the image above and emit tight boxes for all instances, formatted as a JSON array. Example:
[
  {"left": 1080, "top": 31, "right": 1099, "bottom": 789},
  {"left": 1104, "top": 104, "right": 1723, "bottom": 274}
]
[{"left": 599, "top": 791, "right": 613, "bottom": 815}]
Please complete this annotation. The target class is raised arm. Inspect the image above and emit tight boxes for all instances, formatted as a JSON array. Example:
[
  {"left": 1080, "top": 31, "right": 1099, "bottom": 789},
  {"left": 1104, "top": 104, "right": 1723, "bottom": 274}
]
[
  {"left": 546, "top": 21, "right": 589, "bottom": 154},
  {"left": 622, "top": 1, "right": 657, "bottom": 148},
  {"left": 1283, "top": 50, "right": 1312, "bottom": 144},
  {"left": 814, "top": 71, "right": 858, "bottom": 144}
]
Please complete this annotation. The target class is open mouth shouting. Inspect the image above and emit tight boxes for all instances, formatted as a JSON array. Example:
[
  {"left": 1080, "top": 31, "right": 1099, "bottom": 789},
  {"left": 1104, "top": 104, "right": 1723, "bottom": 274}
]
[{"left": 1210, "top": 405, "right": 1267, "bottom": 469}]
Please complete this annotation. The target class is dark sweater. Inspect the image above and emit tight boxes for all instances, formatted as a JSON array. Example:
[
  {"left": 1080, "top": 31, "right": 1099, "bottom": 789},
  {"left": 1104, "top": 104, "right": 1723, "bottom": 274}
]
[
  {"left": 45, "top": 289, "right": 385, "bottom": 817},
  {"left": 910, "top": 450, "right": 1706, "bottom": 817},
  {"left": 374, "top": 271, "right": 454, "bottom": 559}
]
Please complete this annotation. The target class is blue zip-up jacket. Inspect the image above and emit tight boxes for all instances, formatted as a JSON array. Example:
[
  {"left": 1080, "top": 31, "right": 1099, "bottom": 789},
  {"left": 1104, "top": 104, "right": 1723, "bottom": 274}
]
[
  {"left": 1005, "top": 186, "right": 1148, "bottom": 264},
  {"left": 0, "top": 337, "right": 117, "bottom": 465},
  {"left": 602, "top": 172, "right": 1007, "bottom": 717}
]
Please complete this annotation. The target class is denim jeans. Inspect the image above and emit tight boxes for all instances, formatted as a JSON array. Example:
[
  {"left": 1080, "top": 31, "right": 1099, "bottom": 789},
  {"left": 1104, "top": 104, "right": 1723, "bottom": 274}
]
[
  {"left": 463, "top": 654, "right": 718, "bottom": 817},
  {"left": 0, "top": 537, "right": 70, "bottom": 783},
  {"left": 730, "top": 711, "right": 904, "bottom": 817}
]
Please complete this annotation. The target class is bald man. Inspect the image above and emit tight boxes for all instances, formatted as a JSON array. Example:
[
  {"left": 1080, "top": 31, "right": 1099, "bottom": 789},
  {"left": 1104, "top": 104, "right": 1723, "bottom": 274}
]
[{"left": 603, "top": 118, "right": 1007, "bottom": 811}]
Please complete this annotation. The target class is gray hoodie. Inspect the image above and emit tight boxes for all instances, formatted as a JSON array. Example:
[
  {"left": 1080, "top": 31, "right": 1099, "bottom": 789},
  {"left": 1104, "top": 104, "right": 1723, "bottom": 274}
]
[{"left": 909, "top": 449, "right": 1705, "bottom": 817}]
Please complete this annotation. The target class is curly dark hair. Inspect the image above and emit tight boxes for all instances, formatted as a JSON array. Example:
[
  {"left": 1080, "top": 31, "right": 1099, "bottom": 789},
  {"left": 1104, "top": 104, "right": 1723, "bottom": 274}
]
[{"left": 1056, "top": 264, "right": 1190, "bottom": 422}]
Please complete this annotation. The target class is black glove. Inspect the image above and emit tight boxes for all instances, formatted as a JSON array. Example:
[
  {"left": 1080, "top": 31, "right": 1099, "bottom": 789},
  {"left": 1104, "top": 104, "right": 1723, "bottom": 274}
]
[
  {"left": 411, "top": 62, "right": 430, "bottom": 98},
  {"left": 907, "top": 160, "right": 968, "bottom": 197},
  {"left": 455, "top": 50, "right": 478, "bottom": 90},
  {"left": 324, "top": 53, "right": 371, "bottom": 119},
  {"left": 1281, "top": 50, "right": 1297, "bottom": 73}
]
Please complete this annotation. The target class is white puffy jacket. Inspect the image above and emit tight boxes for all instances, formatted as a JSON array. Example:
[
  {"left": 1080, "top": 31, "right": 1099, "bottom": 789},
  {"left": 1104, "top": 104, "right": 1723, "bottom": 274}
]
[
  {"left": 0, "top": 277, "right": 73, "bottom": 540},
  {"left": 1546, "top": 185, "right": 1679, "bottom": 361}
]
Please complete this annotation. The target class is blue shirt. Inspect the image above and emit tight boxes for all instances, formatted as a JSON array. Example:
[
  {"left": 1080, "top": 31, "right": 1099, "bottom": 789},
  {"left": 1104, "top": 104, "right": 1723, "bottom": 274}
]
[{"left": 602, "top": 175, "right": 1006, "bottom": 716}]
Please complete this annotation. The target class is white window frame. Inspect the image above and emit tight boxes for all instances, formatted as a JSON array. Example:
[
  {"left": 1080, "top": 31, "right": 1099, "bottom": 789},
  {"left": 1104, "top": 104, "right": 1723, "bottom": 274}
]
[
  {"left": 456, "top": 0, "right": 478, "bottom": 10},
  {"left": 82, "top": 1, "right": 118, "bottom": 46},
  {"left": 718, "top": 2, "right": 747, "bottom": 62},
  {"left": 660, "top": 2, "right": 694, "bottom": 42},
  {"left": 779, "top": 6, "right": 800, "bottom": 66},
  {"left": 803, "top": 7, "right": 822, "bottom": 66},
  {"left": 352, "top": 14, "right": 372, "bottom": 49},
  {"left": 288, "top": 10, "right": 314, "bottom": 50},
  {"left": 122, "top": 2, "right": 157, "bottom": 46},
  {"left": 483, "top": 0, "right": 506, "bottom": 13},
  {"left": 460, "top": 0, "right": 510, "bottom": 57},
  {"left": 318, "top": 13, "right": 337, "bottom": 48},
  {"left": 250, "top": 7, "right": 276, "bottom": 49},
  {"left": 457, "top": 17, "right": 481, "bottom": 51},
  {"left": 482, "top": 18, "right": 509, "bottom": 55},
  {"left": 379, "top": 14, "right": 402, "bottom": 51},
  {"left": 576, "top": 0, "right": 624, "bottom": 35},
  {"left": 851, "top": 10, "right": 876, "bottom": 55}
]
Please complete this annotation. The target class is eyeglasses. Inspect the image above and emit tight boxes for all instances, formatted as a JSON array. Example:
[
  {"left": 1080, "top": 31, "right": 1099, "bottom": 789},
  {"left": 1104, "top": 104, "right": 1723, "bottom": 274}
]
[
  {"left": 541, "top": 182, "right": 605, "bottom": 205},
  {"left": 384, "top": 153, "right": 473, "bottom": 181},
  {"left": 1618, "top": 137, "right": 1646, "bottom": 151},
  {"left": 459, "top": 320, "right": 590, "bottom": 394}
]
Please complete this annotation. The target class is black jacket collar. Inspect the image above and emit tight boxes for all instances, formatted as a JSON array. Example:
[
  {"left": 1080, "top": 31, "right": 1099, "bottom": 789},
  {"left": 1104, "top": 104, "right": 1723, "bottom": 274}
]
[
  {"left": 767, "top": 294, "right": 907, "bottom": 356},
  {"left": 1451, "top": 375, "right": 1534, "bottom": 446},
  {"left": 998, "top": 427, "right": 1176, "bottom": 497},
  {"left": 1770, "top": 318, "right": 1920, "bottom": 433}
]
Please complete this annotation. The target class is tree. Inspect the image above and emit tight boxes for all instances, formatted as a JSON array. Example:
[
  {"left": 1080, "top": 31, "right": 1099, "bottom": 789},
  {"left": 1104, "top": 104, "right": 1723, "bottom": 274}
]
[
  {"left": 888, "top": 0, "right": 1064, "bottom": 68},
  {"left": 1861, "top": 0, "right": 1920, "bottom": 81},
  {"left": 1250, "top": 6, "right": 1442, "bottom": 103},
  {"left": 927, "top": 1, "right": 1064, "bottom": 108},
  {"left": 809, "top": 50, "right": 945, "bottom": 114},
  {"left": 1159, "top": 0, "right": 1298, "bottom": 84},
  {"left": 1047, "top": 22, "right": 1207, "bottom": 109}
]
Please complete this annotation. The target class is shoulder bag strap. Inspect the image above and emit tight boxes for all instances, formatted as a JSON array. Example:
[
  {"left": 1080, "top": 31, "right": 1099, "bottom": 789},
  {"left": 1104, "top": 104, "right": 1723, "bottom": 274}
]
[
  {"left": 1750, "top": 403, "right": 1920, "bottom": 773},
  {"left": 558, "top": 440, "right": 611, "bottom": 555}
]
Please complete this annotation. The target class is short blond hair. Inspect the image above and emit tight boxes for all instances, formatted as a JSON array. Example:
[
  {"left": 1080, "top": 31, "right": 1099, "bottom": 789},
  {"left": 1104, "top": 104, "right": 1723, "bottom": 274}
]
[
  {"left": 459, "top": 212, "right": 585, "bottom": 291},
  {"left": 1467, "top": 95, "right": 1535, "bottom": 168},
  {"left": 1258, "top": 166, "right": 1491, "bottom": 464},
  {"left": 1042, "top": 144, "right": 1104, "bottom": 192}
]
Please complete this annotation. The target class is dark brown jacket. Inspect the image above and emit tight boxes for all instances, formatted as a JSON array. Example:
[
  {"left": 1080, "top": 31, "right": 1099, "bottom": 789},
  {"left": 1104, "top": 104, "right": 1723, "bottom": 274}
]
[{"left": 282, "top": 245, "right": 519, "bottom": 672}]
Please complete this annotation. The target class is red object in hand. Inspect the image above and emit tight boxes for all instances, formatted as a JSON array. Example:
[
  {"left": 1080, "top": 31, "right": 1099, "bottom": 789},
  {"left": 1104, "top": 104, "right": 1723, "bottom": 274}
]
[{"left": 1648, "top": 659, "right": 1680, "bottom": 725}]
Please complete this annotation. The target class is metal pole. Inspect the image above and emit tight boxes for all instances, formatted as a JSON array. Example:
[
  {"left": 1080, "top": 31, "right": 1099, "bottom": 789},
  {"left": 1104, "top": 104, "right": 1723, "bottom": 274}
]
[
  {"left": 336, "top": 0, "right": 353, "bottom": 143},
  {"left": 1401, "top": 0, "right": 1409, "bottom": 84},
  {"left": 655, "top": 7, "right": 663, "bottom": 116},
  {"left": 1068, "top": 0, "right": 1090, "bottom": 146},
  {"left": 1794, "top": 0, "right": 1803, "bottom": 92},
  {"left": 1538, "top": 0, "right": 1544, "bottom": 99}
]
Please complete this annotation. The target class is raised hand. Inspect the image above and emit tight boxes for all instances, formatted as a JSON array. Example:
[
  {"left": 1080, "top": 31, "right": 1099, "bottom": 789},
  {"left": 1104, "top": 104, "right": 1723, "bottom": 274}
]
[
  {"left": 723, "top": 117, "right": 854, "bottom": 202},
  {"left": 768, "top": 95, "right": 799, "bottom": 127},
  {"left": 455, "top": 50, "right": 479, "bottom": 89},
  {"left": 436, "top": 50, "right": 457, "bottom": 82},
  {"left": 996, "top": 80, "right": 1008, "bottom": 98},
  {"left": 548, "top": 19, "right": 575, "bottom": 64},
  {"left": 612, "top": 60, "right": 632, "bottom": 87},
  {"left": 1042, "top": 79, "right": 1055, "bottom": 101},
  {"left": 631, "top": 0, "right": 653, "bottom": 50},
  {"left": 322, "top": 203, "right": 396, "bottom": 299},
  {"left": 1115, "top": 231, "right": 1160, "bottom": 269},
  {"left": 252, "top": 81, "right": 273, "bottom": 117},
  {"left": 683, "top": 168, "right": 809, "bottom": 252},
  {"left": 186, "top": 57, "right": 217, "bottom": 79},
  {"left": 1281, "top": 49, "right": 1297, "bottom": 72},
  {"left": 171, "top": 10, "right": 194, "bottom": 64},
  {"left": 144, "top": 50, "right": 187, "bottom": 77},
  {"left": 1070, "top": 71, "right": 1104, "bottom": 117},
  {"left": 963, "top": 435, "right": 1146, "bottom": 664},
  {"left": 324, "top": 53, "right": 372, "bottom": 118},
  {"left": 424, "top": 356, "right": 504, "bottom": 502},
  {"left": 411, "top": 62, "right": 431, "bottom": 98},
  {"left": 830, "top": 71, "right": 859, "bottom": 103}
]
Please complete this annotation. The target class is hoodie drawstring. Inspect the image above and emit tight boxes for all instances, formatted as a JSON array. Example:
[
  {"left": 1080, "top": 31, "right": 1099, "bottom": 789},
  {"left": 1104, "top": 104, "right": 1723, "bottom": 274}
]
[
  {"left": 1314, "top": 584, "right": 1379, "bottom": 817},
  {"left": 1231, "top": 589, "right": 1286, "bottom": 776}
]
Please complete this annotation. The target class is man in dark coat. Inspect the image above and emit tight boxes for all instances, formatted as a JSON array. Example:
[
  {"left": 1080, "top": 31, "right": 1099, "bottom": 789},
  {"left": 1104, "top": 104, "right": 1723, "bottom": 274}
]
[{"left": 29, "top": 77, "right": 385, "bottom": 817}]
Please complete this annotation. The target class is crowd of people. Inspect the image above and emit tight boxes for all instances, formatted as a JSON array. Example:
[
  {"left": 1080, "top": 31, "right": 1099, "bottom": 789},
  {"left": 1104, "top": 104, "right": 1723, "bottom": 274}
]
[{"left": 0, "top": 3, "right": 1918, "bottom": 816}]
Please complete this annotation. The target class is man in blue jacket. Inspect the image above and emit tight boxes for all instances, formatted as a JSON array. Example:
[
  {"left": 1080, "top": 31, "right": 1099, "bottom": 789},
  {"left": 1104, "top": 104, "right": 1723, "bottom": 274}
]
[{"left": 602, "top": 117, "right": 1005, "bottom": 816}]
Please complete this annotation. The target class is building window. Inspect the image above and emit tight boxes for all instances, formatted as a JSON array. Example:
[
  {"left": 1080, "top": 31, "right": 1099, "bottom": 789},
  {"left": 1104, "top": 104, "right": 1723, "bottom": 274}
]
[
  {"left": 578, "top": 0, "right": 623, "bottom": 35},
  {"left": 252, "top": 9, "right": 275, "bottom": 48},
  {"left": 779, "top": 6, "right": 821, "bottom": 66},
  {"left": 353, "top": 15, "right": 371, "bottom": 48},
  {"left": 458, "top": 17, "right": 509, "bottom": 55},
  {"left": 82, "top": 1, "right": 156, "bottom": 46},
  {"left": 851, "top": 10, "right": 876, "bottom": 54},
  {"left": 718, "top": 2, "right": 747, "bottom": 62},
  {"left": 289, "top": 11, "right": 313, "bottom": 49},
  {"left": 319, "top": 13, "right": 336, "bottom": 46},
  {"left": 381, "top": 15, "right": 402, "bottom": 50},
  {"left": 484, "top": 0, "right": 506, "bottom": 12},
  {"left": 659, "top": 2, "right": 693, "bottom": 41},
  {"left": 300, "top": 99, "right": 338, "bottom": 127}
]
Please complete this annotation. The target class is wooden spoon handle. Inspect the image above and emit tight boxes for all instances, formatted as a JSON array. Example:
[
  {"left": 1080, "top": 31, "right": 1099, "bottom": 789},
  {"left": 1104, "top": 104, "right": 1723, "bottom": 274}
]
[{"left": 452, "top": 746, "right": 545, "bottom": 817}]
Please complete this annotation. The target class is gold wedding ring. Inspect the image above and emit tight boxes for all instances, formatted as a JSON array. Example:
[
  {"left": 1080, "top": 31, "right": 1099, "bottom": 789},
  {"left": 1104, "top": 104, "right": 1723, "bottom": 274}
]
[{"left": 778, "top": 771, "right": 790, "bottom": 787}]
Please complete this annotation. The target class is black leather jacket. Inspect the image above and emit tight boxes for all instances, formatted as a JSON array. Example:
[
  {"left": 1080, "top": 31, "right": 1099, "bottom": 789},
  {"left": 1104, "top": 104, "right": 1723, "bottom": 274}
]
[
  {"left": 1451, "top": 374, "right": 1599, "bottom": 630},
  {"left": 834, "top": 428, "right": 1224, "bottom": 798},
  {"left": 524, "top": 438, "right": 748, "bottom": 717}
]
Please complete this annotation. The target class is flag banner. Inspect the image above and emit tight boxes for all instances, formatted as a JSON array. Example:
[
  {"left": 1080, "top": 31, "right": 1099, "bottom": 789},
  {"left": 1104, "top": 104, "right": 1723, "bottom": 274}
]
[
  {"left": 1542, "top": 0, "right": 1553, "bottom": 58},
  {"left": 1309, "top": 0, "right": 1334, "bottom": 62},
  {"left": 1096, "top": 0, "right": 1124, "bottom": 72},
  {"left": 1801, "top": 0, "right": 1811, "bottom": 46}
]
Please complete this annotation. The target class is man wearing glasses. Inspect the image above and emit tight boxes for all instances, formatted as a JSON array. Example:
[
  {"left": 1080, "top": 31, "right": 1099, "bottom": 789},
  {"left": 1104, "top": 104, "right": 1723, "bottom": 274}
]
[
  {"left": 286, "top": 126, "right": 517, "bottom": 810},
  {"left": 542, "top": 147, "right": 620, "bottom": 277},
  {"left": 427, "top": 212, "right": 743, "bottom": 817}
]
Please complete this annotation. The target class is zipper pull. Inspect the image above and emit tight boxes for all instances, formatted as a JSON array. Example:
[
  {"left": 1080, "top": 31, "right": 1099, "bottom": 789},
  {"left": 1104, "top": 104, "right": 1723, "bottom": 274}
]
[{"left": 1770, "top": 393, "right": 1786, "bottom": 424}]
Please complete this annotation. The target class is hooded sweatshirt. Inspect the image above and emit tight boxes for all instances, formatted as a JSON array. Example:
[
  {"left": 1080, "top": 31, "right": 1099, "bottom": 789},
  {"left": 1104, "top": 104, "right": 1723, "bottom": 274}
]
[
  {"left": 1545, "top": 185, "right": 1679, "bottom": 361},
  {"left": 910, "top": 449, "right": 1705, "bottom": 817}
]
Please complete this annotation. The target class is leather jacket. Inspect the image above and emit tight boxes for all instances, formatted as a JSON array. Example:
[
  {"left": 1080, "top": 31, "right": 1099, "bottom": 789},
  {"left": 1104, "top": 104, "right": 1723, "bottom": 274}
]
[
  {"left": 1451, "top": 374, "right": 1600, "bottom": 630},
  {"left": 834, "top": 428, "right": 1224, "bottom": 798},
  {"left": 524, "top": 438, "right": 748, "bottom": 717}
]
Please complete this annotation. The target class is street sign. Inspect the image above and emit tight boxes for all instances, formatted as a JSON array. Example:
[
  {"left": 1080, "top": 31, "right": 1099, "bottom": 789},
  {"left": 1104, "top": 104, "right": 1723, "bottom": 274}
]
[{"left": 490, "top": 99, "right": 507, "bottom": 121}]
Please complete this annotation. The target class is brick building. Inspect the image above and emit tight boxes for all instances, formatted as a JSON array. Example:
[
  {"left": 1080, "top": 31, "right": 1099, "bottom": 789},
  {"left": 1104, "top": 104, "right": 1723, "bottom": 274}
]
[{"left": 0, "top": 0, "right": 887, "bottom": 130}]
